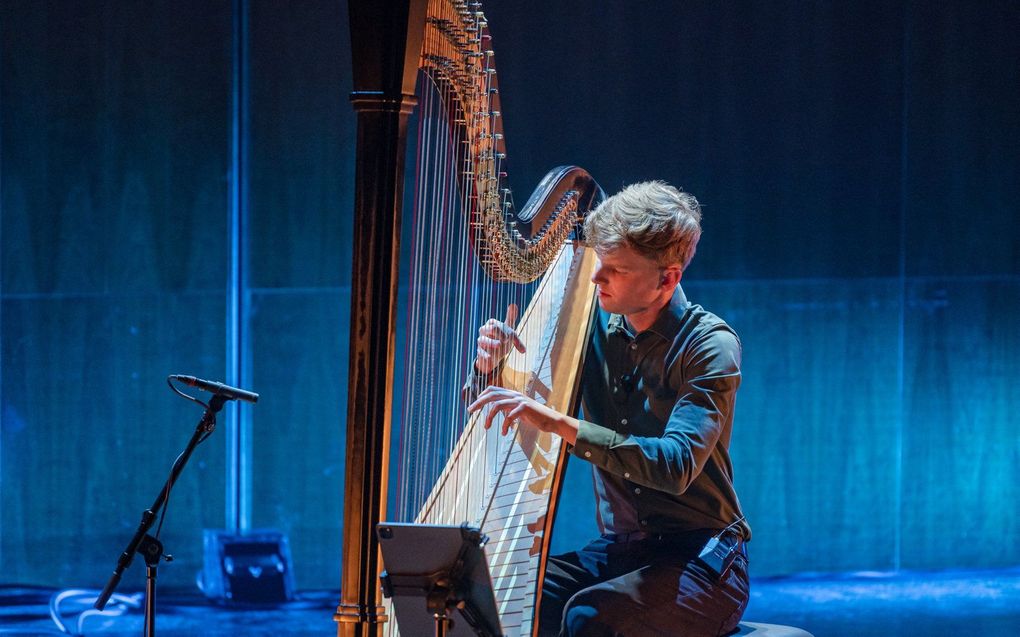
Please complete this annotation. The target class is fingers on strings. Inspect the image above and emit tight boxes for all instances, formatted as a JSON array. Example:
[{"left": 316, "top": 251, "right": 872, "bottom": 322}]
[
  {"left": 504, "top": 303, "right": 519, "bottom": 328},
  {"left": 504, "top": 303, "right": 526, "bottom": 352},
  {"left": 469, "top": 388, "right": 522, "bottom": 436}
]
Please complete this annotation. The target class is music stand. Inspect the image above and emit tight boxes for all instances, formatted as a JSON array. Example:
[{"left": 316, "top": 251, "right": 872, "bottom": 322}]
[{"left": 377, "top": 523, "right": 502, "bottom": 637}]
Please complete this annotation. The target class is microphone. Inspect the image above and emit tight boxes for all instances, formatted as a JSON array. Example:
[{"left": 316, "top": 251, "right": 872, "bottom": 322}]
[{"left": 171, "top": 375, "right": 259, "bottom": 404}]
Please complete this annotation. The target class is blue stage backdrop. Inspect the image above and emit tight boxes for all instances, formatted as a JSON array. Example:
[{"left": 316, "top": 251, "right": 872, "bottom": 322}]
[{"left": 1, "top": 0, "right": 1017, "bottom": 592}]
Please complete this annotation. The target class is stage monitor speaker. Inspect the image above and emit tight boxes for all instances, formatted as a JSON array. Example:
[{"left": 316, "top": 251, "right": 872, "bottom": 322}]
[{"left": 201, "top": 529, "right": 295, "bottom": 605}]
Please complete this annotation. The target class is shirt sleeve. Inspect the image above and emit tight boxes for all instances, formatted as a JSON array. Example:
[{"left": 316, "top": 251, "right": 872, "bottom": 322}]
[
  {"left": 461, "top": 365, "right": 501, "bottom": 404},
  {"left": 571, "top": 326, "right": 742, "bottom": 495}
]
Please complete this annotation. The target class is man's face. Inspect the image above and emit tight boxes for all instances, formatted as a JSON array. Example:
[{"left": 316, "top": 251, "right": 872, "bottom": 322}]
[{"left": 590, "top": 245, "right": 669, "bottom": 316}]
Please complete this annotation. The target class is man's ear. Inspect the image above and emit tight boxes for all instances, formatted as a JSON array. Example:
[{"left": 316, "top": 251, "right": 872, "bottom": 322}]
[{"left": 660, "top": 265, "right": 682, "bottom": 288}]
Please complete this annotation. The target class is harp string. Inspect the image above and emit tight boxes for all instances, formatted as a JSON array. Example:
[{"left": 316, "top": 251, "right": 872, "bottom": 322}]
[{"left": 396, "top": 60, "right": 532, "bottom": 522}]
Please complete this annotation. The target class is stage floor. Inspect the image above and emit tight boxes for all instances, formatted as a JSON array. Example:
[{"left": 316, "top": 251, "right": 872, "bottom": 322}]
[{"left": 2, "top": 567, "right": 1019, "bottom": 636}]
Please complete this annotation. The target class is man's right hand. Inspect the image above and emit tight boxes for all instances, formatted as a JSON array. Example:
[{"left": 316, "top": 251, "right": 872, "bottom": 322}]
[{"left": 474, "top": 304, "right": 526, "bottom": 374}]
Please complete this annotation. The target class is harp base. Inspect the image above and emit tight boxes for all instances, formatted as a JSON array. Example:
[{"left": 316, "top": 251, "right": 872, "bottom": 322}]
[{"left": 333, "top": 604, "right": 389, "bottom": 625}]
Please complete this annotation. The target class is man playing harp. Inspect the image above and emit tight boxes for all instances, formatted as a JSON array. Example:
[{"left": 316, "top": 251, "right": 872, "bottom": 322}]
[{"left": 468, "top": 181, "right": 751, "bottom": 637}]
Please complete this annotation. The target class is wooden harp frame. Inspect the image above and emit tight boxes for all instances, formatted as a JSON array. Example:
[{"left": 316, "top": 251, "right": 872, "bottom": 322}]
[{"left": 337, "top": 2, "right": 600, "bottom": 635}]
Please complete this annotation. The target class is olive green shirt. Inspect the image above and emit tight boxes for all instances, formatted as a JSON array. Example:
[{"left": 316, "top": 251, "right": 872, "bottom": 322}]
[{"left": 571, "top": 286, "right": 752, "bottom": 540}]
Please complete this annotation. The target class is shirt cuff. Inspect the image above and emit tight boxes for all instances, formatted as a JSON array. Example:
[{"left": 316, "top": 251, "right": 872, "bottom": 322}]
[
  {"left": 571, "top": 419, "right": 623, "bottom": 466},
  {"left": 461, "top": 365, "right": 500, "bottom": 404}
]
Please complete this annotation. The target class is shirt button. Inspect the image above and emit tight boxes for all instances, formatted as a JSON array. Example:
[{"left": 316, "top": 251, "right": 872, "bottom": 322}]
[
  {"left": 630, "top": 343, "right": 638, "bottom": 350},
  {"left": 640, "top": 520, "right": 648, "bottom": 526},
  {"left": 621, "top": 418, "right": 629, "bottom": 426},
  {"left": 633, "top": 487, "right": 642, "bottom": 495},
  {"left": 623, "top": 472, "right": 631, "bottom": 479},
  {"left": 584, "top": 451, "right": 591, "bottom": 458}
]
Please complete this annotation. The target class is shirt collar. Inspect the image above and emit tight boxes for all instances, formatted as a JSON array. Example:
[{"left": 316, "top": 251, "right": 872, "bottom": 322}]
[{"left": 607, "top": 286, "right": 691, "bottom": 340}]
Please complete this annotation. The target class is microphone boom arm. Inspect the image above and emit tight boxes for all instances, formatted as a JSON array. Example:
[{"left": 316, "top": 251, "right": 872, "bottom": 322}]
[{"left": 94, "top": 392, "right": 229, "bottom": 617}]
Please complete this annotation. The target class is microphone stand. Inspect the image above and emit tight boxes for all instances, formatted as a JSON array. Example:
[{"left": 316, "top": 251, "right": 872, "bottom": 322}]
[{"left": 95, "top": 393, "right": 229, "bottom": 637}]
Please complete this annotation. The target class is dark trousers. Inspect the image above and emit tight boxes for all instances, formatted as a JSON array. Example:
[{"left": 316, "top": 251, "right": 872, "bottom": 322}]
[{"left": 538, "top": 530, "right": 749, "bottom": 637}]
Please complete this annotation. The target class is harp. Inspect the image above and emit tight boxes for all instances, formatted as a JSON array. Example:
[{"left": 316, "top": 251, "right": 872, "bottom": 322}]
[{"left": 337, "top": 2, "right": 602, "bottom": 636}]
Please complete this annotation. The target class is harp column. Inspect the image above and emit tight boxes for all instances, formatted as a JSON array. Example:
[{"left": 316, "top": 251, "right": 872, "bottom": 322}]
[{"left": 336, "top": 2, "right": 426, "bottom": 637}]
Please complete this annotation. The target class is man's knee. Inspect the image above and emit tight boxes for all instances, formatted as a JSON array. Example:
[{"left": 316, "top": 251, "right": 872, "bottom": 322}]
[{"left": 561, "top": 587, "right": 626, "bottom": 637}]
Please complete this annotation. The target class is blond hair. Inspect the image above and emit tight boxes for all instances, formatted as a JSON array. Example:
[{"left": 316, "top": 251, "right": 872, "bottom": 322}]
[{"left": 583, "top": 181, "right": 702, "bottom": 270}]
